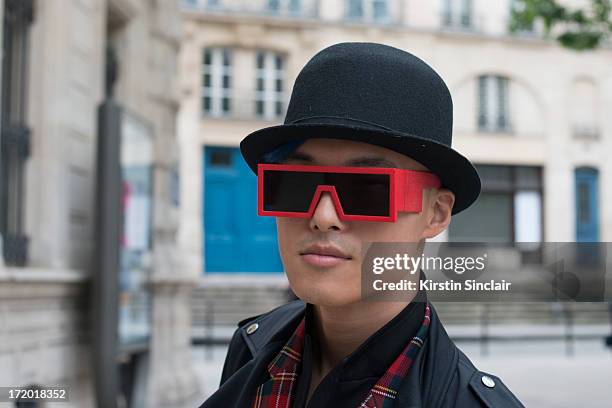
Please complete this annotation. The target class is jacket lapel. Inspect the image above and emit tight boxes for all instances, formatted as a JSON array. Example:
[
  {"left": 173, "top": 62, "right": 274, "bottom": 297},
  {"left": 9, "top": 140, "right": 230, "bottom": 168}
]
[
  {"left": 201, "top": 340, "right": 286, "bottom": 408},
  {"left": 229, "top": 300, "right": 459, "bottom": 408},
  {"left": 395, "top": 303, "right": 459, "bottom": 408}
]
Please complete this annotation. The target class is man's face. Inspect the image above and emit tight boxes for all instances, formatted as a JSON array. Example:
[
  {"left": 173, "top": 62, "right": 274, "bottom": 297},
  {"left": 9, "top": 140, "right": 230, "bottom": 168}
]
[{"left": 275, "top": 138, "right": 454, "bottom": 307}]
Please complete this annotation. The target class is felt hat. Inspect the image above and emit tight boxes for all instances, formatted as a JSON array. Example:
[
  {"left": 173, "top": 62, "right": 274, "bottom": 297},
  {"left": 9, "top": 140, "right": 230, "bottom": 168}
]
[{"left": 240, "top": 42, "right": 481, "bottom": 214}]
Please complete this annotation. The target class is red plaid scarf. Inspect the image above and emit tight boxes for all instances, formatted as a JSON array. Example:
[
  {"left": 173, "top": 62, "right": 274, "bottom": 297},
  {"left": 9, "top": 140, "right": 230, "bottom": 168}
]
[{"left": 252, "top": 302, "right": 431, "bottom": 408}]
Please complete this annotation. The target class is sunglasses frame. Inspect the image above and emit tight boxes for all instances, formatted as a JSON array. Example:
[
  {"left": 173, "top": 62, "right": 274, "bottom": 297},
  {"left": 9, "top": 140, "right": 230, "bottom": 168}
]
[{"left": 257, "top": 163, "right": 441, "bottom": 222}]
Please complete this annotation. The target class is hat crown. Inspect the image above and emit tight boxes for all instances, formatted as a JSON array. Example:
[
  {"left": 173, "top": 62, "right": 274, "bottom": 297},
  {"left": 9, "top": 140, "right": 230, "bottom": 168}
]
[
  {"left": 240, "top": 42, "right": 481, "bottom": 215},
  {"left": 284, "top": 42, "right": 453, "bottom": 147}
]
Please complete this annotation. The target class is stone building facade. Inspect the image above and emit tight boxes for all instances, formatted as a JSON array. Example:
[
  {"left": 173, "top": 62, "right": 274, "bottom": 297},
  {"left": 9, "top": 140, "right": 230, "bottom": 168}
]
[{"left": 0, "top": 0, "right": 198, "bottom": 407}]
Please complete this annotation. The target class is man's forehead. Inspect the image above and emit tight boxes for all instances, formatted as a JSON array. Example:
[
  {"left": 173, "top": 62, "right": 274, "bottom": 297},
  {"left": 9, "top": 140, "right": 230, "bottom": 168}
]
[
  {"left": 285, "top": 150, "right": 400, "bottom": 168},
  {"left": 285, "top": 138, "right": 427, "bottom": 170}
]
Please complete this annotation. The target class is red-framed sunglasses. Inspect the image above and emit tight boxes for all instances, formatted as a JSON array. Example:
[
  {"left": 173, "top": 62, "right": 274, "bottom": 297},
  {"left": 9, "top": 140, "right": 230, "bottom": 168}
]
[{"left": 257, "top": 163, "right": 441, "bottom": 222}]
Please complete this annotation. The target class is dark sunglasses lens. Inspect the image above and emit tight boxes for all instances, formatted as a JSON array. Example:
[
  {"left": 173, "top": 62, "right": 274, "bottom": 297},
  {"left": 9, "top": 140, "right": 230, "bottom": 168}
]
[
  {"left": 263, "top": 170, "right": 324, "bottom": 212},
  {"left": 264, "top": 170, "right": 390, "bottom": 217},
  {"left": 331, "top": 173, "right": 390, "bottom": 216}
]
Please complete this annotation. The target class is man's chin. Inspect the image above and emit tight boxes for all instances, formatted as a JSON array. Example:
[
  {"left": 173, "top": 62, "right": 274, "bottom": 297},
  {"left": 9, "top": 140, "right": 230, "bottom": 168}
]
[{"left": 289, "top": 283, "right": 362, "bottom": 307}]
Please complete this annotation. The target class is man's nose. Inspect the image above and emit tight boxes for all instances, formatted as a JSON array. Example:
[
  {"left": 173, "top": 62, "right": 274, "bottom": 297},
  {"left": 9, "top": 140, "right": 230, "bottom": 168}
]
[{"left": 309, "top": 191, "right": 346, "bottom": 231}]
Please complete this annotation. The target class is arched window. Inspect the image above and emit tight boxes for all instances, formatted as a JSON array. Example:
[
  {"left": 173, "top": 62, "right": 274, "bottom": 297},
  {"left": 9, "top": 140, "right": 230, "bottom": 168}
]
[{"left": 477, "top": 74, "right": 511, "bottom": 133}]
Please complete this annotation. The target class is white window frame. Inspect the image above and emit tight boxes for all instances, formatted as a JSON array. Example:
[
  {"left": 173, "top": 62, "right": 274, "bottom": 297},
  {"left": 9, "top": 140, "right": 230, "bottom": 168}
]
[
  {"left": 266, "top": 0, "right": 302, "bottom": 15},
  {"left": 478, "top": 74, "right": 511, "bottom": 133},
  {"left": 442, "top": 0, "right": 473, "bottom": 28},
  {"left": 202, "top": 47, "right": 232, "bottom": 117},
  {"left": 255, "top": 51, "right": 285, "bottom": 120},
  {"left": 346, "top": 0, "right": 390, "bottom": 23}
]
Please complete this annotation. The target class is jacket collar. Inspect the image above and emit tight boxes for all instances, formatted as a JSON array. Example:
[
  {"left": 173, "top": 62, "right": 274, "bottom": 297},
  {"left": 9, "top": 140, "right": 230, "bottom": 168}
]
[
  {"left": 240, "top": 300, "right": 306, "bottom": 357},
  {"left": 238, "top": 299, "right": 460, "bottom": 408}
]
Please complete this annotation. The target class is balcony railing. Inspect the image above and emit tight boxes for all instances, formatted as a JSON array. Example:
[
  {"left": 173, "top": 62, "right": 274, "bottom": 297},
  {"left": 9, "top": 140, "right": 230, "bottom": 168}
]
[
  {"left": 477, "top": 116, "right": 513, "bottom": 135},
  {"left": 442, "top": 11, "right": 471, "bottom": 28},
  {"left": 200, "top": 88, "right": 289, "bottom": 122},
  {"left": 182, "top": 0, "right": 319, "bottom": 19}
]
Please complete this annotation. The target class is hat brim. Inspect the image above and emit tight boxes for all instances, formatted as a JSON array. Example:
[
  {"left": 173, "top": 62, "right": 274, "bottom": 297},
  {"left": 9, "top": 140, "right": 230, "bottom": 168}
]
[{"left": 240, "top": 123, "right": 481, "bottom": 215}]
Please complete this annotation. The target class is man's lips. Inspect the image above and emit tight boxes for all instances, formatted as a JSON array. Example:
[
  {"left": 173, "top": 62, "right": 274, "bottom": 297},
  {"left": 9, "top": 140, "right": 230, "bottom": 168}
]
[
  {"left": 300, "top": 253, "right": 351, "bottom": 268},
  {"left": 299, "top": 244, "right": 352, "bottom": 268},
  {"left": 300, "top": 243, "right": 352, "bottom": 258}
]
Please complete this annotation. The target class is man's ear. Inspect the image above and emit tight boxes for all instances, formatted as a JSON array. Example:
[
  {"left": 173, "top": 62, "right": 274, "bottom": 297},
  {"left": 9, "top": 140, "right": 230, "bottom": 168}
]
[{"left": 422, "top": 188, "right": 455, "bottom": 239}]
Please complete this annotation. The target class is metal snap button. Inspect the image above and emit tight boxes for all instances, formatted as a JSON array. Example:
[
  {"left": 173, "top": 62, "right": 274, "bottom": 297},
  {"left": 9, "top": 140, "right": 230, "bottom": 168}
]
[
  {"left": 481, "top": 375, "right": 495, "bottom": 388},
  {"left": 246, "top": 323, "right": 259, "bottom": 335}
]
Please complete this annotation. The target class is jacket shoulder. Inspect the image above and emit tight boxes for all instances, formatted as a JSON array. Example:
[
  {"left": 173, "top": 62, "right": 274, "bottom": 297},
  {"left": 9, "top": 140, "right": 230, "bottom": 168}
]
[
  {"left": 236, "top": 299, "right": 306, "bottom": 354},
  {"left": 219, "top": 300, "right": 306, "bottom": 385},
  {"left": 455, "top": 351, "right": 526, "bottom": 408}
]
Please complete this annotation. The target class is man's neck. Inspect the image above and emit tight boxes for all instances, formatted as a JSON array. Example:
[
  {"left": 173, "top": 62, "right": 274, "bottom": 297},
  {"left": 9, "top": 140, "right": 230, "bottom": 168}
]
[{"left": 309, "top": 299, "right": 412, "bottom": 377}]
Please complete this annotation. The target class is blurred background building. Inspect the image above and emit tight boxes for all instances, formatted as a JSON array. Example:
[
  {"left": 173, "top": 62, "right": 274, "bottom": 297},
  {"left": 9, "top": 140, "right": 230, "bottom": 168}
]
[
  {"left": 179, "top": 0, "right": 612, "bottom": 318},
  {"left": 0, "top": 0, "right": 198, "bottom": 407},
  {"left": 178, "top": 2, "right": 612, "bottom": 404}
]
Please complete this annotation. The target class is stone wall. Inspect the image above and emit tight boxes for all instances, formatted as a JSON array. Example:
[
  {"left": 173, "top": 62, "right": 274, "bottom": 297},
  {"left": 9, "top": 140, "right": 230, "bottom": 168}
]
[{"left": 0, "top": 0, "right": 198, "bottom": 407}]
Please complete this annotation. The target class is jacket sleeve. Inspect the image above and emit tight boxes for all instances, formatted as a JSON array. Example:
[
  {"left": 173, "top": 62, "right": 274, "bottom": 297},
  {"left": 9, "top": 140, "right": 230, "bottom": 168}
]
[{"left": 219, "top": 320, "right": 258, "bottom": 386}]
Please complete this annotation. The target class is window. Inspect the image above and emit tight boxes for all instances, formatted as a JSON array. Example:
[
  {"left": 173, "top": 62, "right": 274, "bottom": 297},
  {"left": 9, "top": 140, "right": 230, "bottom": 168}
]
[
  {"left": 255, "top": 51, "right": 285, "bottom": 120},
  {"left": 449, "top": 165, "right": 543, "bottom": 247},
  {"left": 1, "top": 0, "right": 34, "bottom": 266},
  {"left": 182, "top": 0, "right": 219, "bottom": 8},
  {"left": 575, "top": 167, "right": 600, "bottom": 242},
  {"left": 578, "top": 182, "right": 590, "bottom": 223},
  {"left": 478, "top": 75, "right": 511, "bottom": 132},
  {"left": 346, "top": 0, "right": 389, "bottom": 22},
  {"left": 210, "top": 150, "right": 232, "bottom": 167},
  {"left": 202, "top": 47, "right": 232, "bottom": 117},
  {"left": 442, "top": 0, "right": 473, "bottom": 28},
  {"left": 267, "top": 0, "right": 301, "bottom": 15},
  {"left": 347, "top": 0, "right": 364, "bottom": 18}
]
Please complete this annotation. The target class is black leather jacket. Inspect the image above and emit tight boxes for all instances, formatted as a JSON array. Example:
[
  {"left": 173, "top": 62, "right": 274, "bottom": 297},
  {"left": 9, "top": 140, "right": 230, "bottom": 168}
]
[{"left": 198, "top": 300, "right": 525, "bottom": 408}]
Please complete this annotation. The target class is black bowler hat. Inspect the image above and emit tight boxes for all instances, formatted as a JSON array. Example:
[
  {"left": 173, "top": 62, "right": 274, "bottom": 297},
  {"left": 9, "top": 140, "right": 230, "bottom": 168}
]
[{"left": 240, "top": 42, "right": 481, "bottom": 214}]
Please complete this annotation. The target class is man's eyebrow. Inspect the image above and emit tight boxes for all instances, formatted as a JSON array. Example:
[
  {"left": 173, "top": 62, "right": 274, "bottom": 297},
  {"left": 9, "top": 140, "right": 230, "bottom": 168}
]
[
  {"left": 284, "top": 151, "right": 312, "bottom": 162},
  {"left": 344, "top": 156, "right": 399, "bottom": 168},
  {"left": 284, "top": 151, "right": 398, "bottom": 168}
]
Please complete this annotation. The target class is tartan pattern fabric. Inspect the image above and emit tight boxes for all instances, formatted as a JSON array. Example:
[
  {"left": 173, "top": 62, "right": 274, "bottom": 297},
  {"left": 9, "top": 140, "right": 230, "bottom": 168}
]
[
  {"left": 252, "top": 318, "right": 306, "bottom": 408},
  {"left": 252, "top": 302, "right": 431, "bottom": 408},
  {"left": 359, "top": 303, "right": 431, "bottom": 407}
]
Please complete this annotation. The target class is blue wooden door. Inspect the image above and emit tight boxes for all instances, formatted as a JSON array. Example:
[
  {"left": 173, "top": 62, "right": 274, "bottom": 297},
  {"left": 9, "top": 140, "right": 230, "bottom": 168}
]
[
  {"left": 203, "top": 146, "right": 283, "bottom": 273},
  {"left": 575, "top": 167, "right": 600, "bottom": 242}
]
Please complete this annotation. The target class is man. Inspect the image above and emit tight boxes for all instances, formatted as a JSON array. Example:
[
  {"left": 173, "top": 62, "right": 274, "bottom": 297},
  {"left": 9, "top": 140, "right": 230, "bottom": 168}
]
[{"left": 199, "top": 42, "right": 524, "bottom": 407}]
